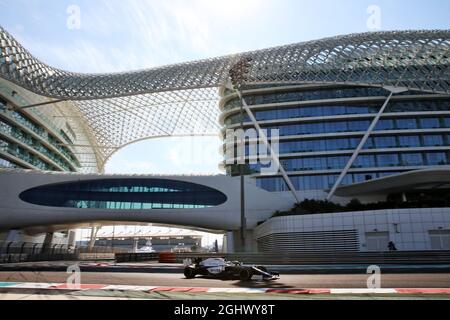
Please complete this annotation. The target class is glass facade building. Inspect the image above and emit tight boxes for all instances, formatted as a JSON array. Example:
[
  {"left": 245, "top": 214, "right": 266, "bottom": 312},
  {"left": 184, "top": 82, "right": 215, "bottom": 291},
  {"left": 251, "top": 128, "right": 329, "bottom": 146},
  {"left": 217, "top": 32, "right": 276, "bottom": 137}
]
[
  {"left": 0, "top": 94, "right": 80, "bottom": 172},
  {"left": 221, "top": 84, "right": 450, "bottom": 193},
  {"left": 19, "top": 179, "right": 228, "bottom": 209}
]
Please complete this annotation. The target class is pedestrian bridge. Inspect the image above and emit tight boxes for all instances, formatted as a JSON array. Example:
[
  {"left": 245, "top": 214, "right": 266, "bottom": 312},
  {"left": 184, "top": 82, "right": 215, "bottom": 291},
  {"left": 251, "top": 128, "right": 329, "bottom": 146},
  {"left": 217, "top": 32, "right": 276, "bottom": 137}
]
[{"left": 0, "top": 169, "right": 292, "bottom": 233}]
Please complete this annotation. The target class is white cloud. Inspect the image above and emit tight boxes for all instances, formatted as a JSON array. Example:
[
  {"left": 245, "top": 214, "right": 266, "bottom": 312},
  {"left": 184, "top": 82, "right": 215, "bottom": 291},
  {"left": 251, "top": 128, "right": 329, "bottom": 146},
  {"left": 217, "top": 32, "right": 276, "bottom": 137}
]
[
  {"left": 166, "top": 136, "right": 222, "bottom": 174},
  {"left": 105, "top": 158, "right": 160, "bottom": 174},
  {"left": 8, "top": 0, "right": 268, "bottom": 73}
]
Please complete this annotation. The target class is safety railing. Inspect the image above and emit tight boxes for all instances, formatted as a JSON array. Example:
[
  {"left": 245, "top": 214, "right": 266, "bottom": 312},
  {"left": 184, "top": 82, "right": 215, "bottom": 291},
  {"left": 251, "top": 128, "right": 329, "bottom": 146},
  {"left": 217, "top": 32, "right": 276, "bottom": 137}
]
[
  {"left": 171, "top": 251, "right": 450, "bottom": 265},
  {"left": 114, "top": 250, "right": 450, "bottom": 265},
  {"left": 0, "top": 241, "right": 130, "bottom": 263},
  {"left": 115, "top": 252, "right": 159, "bottom": 263}
]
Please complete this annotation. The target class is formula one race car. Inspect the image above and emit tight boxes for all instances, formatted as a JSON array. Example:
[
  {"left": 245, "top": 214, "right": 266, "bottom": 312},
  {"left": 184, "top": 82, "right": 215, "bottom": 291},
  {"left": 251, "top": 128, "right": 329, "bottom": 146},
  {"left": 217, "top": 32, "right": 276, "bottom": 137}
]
[{"left": 183, "top": 257, "right": 279, "bottom": 281}]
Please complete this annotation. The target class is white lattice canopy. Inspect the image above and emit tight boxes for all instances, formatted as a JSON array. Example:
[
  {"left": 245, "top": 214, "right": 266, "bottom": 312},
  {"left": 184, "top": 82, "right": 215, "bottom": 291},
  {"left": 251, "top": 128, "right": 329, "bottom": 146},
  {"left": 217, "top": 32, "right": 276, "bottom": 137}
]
[{"left": 1, "top": 27, "right": 449, "bottom": 168}]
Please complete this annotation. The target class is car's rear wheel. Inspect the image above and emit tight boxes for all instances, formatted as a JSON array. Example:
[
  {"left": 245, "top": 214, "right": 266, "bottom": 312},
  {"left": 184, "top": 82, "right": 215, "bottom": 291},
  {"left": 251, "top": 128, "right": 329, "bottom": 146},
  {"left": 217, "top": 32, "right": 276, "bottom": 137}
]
[
  {"left": 239, "top": 268, "right": 253, "bottom": 281},
  {"left": 184, "top": 267, "right": 196, "bottom": 279}
]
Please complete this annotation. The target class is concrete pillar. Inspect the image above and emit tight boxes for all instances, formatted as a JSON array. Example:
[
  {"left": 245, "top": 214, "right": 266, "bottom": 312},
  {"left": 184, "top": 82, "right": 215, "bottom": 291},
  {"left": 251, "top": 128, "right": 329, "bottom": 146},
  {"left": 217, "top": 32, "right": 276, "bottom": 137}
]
[
  {"left": 68, "top": 230, "right": 77, "bottom": 247},
  {"left": 5, "top": 230, "right": 20, "bottom": 242},
  {"left": 228, "top": 230, "right": 257, "bottom": 253},
  {"left": 402, "top": 192, "right": 407, "bottom": 202},
  {"left": 42, "top": 232, "right": 54, "bottom": 253},
  {"left": 224, "top": 231, "right": 234, "bottom": 253},
  {"left": 133, "top": 238, "right": 139, "bottom": 253},
  {"left": 89, "top": 227, "right": 100, "bottom": 249},
  {"left": 43, "top": 232, "right": 54, "bottom": 245}
]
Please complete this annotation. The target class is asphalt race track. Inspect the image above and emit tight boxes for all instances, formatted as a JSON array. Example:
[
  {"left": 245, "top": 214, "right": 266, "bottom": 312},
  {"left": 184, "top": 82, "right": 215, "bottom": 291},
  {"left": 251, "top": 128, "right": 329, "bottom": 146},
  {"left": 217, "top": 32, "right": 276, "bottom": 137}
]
[{"left": 1, "top": 272, "right": 450, "bottom": 289}]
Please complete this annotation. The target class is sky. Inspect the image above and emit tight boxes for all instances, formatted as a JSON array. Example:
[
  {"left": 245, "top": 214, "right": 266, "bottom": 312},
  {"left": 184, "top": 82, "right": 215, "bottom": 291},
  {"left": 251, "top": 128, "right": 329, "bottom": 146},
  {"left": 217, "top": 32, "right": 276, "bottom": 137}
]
[
  {"left": 1, "top": 0, "right": 449, "bottom": 242},
  {"left": 1, "top": 0, "right": 449, "bottom": 175}
]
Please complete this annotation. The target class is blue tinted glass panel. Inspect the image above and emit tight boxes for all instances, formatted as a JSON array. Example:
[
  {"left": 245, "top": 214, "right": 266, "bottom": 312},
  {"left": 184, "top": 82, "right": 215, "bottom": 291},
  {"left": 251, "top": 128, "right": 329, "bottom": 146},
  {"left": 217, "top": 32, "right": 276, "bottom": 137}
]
[
  {"left": 375, "top": 120, "right": 394, "bottom": 130},
  {"left": 396, "top": 118, "right": 417, "bottom": 129},
  {"left": 426, "top": 152, "right": 447, "bottom": 165},
  {"left": 19, "top": 179, "right": 227, "bottom": 209},
  {"left": 423, "top": 135, "right": 444, "bottom": 146},
  {"left": 374, "top": 136, "right": 397, "bottom": 148},
  {"left": 256, "top": 171, "right": 411, "bottom": 191},
  {"left": 377, "top": 154, "right": 400, "bottom": 167},
  {"left": 401, "top": 153, "right": 424, "bottom": 166},
  {"left": 420, "top": 118, "right": 441, "bottom": 129},
  {"left": 353, "top": 155, "right": 376, "bottom": 168},
  {"left": 398, "top": 136, "right": 420, "bottom": 147},
  {"left": 444, "top": 118, "right": 450, "bottom": 127}
]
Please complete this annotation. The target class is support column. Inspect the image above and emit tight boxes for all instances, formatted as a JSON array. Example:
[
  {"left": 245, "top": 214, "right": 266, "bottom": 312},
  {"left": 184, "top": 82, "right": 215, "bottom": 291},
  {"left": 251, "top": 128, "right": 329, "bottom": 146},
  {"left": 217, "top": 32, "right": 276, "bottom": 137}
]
[
  {"left": 68, "top": 230, "right": 77, "bottom": 248},
  {"left": 402, "top": 192, "right": 407, "bottom": 202},
  {"left": 42, "top": 232, "right": 54, "bottom": 253},
  {"left": 224, "top": 231, "right": 234, "bottom": 254},
  {"left": 236, "top": 89, "right": 300, "bottom": 204},
  {"left": 228, "top": 230, "right": 256, "bottom": 253},
  {"left": 89, "top": 227, "right": 100, "bottom": 250},
  {"left": 327, "top": 87, "right": 407, "bottom": 201},
  {"left": 133, "top": 238, "right": 139, "bottom": 253},
  {"left": 5, "top": 230, "right": 20, "bottom": 242}
]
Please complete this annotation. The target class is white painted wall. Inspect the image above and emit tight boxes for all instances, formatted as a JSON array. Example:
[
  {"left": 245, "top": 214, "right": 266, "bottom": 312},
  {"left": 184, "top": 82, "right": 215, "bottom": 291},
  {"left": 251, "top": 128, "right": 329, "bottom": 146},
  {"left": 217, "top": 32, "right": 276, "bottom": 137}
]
[{"left": 254, "top": 208, "right": 450, "bottom": 252}]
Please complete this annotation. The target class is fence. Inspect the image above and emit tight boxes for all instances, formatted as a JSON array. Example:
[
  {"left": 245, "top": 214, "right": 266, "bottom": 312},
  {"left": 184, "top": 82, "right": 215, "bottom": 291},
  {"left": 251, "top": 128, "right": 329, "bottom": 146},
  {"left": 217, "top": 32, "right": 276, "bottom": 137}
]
[
  {"left": 0, "top": 241, "right": 129, "bottom": 263},
  {"left": 115, "top": 252, "right": 159, "bottom": 263},
  {"left": 117, "top": 251, "right": 450, "bottom": 265}
]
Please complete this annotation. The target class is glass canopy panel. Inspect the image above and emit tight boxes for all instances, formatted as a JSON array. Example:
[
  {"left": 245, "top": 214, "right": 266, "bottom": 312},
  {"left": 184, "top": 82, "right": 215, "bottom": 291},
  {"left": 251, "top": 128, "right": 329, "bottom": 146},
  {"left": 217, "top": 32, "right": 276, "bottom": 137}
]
[{"left": 19, "top": 178, "right": 228, "bottom": 209}]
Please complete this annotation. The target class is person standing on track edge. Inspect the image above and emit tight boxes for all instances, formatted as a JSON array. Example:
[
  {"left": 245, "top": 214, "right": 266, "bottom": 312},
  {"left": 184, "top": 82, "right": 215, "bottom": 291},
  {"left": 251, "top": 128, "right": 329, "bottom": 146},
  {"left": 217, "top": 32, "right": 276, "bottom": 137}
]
[{"left": 388, "top": 241, "right": 398, "bottom": 251}]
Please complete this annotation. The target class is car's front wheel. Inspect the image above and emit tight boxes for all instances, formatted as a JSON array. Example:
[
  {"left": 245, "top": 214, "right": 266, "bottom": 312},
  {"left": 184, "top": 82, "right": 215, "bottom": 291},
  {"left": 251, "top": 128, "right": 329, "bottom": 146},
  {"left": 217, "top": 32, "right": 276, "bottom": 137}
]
[
  {"left": 239, "top": 268, "right": 253, "bottom": 281},
  {"left": 184, "top": 267, "right": 196, "bottom": 279}
]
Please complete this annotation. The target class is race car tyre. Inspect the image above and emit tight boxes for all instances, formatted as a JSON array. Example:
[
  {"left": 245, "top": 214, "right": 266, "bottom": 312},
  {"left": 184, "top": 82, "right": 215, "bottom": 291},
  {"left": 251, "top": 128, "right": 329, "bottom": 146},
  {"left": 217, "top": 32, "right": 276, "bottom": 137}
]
[
  {"left": 239, "top": 268, "right": 253, "bottom": 281},
  {"left": 184, "top": 267, "right": 196, "bottom": 279}
]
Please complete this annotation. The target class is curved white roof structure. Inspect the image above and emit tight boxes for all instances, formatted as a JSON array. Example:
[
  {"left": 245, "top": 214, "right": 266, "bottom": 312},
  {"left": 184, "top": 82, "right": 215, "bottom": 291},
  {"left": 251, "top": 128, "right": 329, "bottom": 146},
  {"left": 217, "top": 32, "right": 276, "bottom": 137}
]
[
  {"left": 335, "top": 168, "right": 450, "bottom": 197},
  {"left": 1, "top": 27, "right": 449, "bottom": 168}
]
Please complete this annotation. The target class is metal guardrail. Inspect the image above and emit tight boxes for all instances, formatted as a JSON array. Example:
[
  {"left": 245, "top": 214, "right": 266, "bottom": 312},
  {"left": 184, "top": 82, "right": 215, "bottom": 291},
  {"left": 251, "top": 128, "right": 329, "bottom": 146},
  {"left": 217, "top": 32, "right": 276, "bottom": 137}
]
[
  {"left": 0, "top": 241, "right": 130, "bottom": 263},
  {"left": 115, "top": 253, "right": 159, "bottom": 263},
  {"left": 0, "top": 241, "right": 68, "bottom": 255},
  {"left": 116, "top": 251, "right": 450, "bottom": 265}
]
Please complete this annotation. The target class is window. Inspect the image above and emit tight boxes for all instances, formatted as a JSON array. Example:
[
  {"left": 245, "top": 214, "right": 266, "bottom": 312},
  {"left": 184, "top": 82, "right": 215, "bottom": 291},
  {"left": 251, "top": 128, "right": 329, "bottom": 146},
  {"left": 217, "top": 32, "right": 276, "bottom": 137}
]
[
  {"left": 375, "top": 120, "right": 394, "bottom": 130},
  {"left": 398, "top": 136, "right": 420, "bottom": 147},
  {"left": 401, "top": 153, "right": 423, "bottom": 166},
  {"left": 0, "top": 157, "right": 19, "bottom": 169},
  {"left": 444, "top": 118, "right": 450, "bottom": 128},
  {"left": 0, "top": 97, "right": 7, "bottom": 109},
  {"left": 426, "top": 152, "right": 447, "bottom": 166},
  {"left": 361, "top": 174, "right": 374, "bottom": 182},
  {"left": 302, "top": 157, "right": 319, "bottom": 170},
  {"left": 326, "top": 156, "right": 349, "bottom": 169},
  {"left": 374, "top": 136, "right": 397, "bottom": 148},
  {"left": 387, "top": 100, "right": 450, "bottom": 113},
  {"left": 19, "top": 179, "right": 228, "bottom": 209},
  {"left": 353, "top": 155, "right": 376, "bottom": 168},
  {"left": 349, "top": 121, "right": 370, "bottom": 131},
  {"left": 396, "top": 118, "right": 417, "bottom": 130},
  {"left": 420, "top": 118, "right": 441, "bottom": 129},
  {"left": 423, "top": 135, "right": 443, "bottom": 147},
  {"left": 377, "top": 154, "right": 399, "bottom": 167},
  {"left": 256, "top": 172, "right": 407, "bottom": 191}
]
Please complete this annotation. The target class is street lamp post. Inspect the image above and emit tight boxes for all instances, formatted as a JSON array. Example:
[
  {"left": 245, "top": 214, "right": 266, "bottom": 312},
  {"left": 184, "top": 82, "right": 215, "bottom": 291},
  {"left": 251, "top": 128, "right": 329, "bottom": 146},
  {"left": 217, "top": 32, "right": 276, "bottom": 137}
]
[
  {"left": 238, "top": 91, "right": 246, "bottom": 251},
  {"left": 229, "top": 57, "right": 253, "bottom": 252}
]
